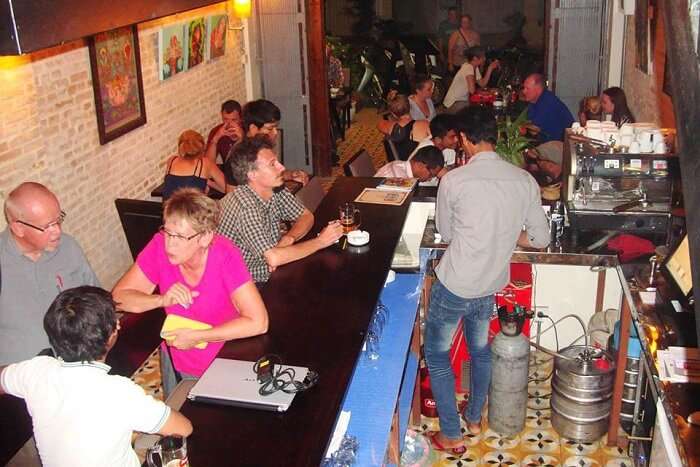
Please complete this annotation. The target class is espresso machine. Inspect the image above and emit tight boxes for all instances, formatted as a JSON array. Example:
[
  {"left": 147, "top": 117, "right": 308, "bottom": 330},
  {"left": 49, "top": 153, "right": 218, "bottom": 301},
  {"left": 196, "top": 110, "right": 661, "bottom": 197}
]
[{"left": 561, "top": 131, "right": 678, "bottom": 245}]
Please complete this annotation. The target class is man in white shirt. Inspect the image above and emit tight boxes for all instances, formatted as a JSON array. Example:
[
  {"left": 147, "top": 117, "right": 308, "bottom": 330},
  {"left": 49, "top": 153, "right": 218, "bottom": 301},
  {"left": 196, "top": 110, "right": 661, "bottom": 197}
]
[
  {"left": 408, "top": 114, "right": 460, "bottom": 166},
  {"left": 0, "top": 286, "right": 192, "bottom": 467},
  {"left": 375, "top": 146, "right": 445, "bottom": 182}
]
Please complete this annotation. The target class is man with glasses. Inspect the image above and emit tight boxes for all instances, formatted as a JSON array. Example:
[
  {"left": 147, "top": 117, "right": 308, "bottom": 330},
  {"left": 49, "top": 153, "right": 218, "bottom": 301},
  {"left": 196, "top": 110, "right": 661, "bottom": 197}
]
[
  {"left": 241, "top": 99, "right": 309, "bottom": 186},
  {"left": 218, "top": 137, "right": 343, "bottom": 284},
  {"left": 0, "top": 182, "right": 99, "bottom": 365}
]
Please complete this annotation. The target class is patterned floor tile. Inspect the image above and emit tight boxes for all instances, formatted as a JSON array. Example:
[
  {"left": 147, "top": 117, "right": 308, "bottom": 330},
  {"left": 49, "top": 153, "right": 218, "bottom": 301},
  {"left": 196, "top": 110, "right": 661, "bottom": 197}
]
[
  {"left": 560, "top": 438, "right": 600, "bottom": 456},
  {"left": 520, "top": 429, "right": 560, "bottom": 453},
  {"left": 525, "top": 408, "right": 553, "bottom": 429},
  {"left": 561, "top": 456, "right": 601, "bottom": 467},
  {"left": 521, "top": 453, "right": 561, "bottom": 466},
  {"left": 480, "top": 450, "right": 520, "bottom": 466}
]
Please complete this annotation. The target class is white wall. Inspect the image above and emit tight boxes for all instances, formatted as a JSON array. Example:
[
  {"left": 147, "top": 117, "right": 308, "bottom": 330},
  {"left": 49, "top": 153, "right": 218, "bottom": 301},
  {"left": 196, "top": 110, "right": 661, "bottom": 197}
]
[{"left": 531, "top": 264, "right": 623, "bottom": 351}]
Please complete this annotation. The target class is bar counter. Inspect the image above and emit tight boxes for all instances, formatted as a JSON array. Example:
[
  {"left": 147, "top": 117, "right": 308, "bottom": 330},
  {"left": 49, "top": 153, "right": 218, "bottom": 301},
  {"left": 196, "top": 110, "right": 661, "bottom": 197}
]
[{"left": 180, "top": 177, "right": 414, "bottom": 466}]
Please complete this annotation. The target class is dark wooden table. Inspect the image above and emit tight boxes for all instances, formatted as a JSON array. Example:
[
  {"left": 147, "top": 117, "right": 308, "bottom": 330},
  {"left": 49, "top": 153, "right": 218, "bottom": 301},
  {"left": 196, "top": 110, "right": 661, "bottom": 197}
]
[{"left": 180, "top": 177, "right": 413, "bottom": 466}]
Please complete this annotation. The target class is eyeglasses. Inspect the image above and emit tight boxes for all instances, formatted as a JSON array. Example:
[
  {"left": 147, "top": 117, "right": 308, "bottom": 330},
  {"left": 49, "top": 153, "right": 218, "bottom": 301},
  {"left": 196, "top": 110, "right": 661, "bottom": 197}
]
[
  {"left": 159, "top": 226, "right": 202, "bottom": 242},
  {"left": 15, "top": 211, "right": 66, "bottom": 233}
]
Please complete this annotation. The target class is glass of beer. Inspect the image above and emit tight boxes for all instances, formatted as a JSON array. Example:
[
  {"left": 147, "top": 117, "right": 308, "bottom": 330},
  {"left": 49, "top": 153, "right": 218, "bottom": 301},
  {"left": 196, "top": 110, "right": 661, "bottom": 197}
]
[{"left": 339, "top": 202, "right": 361, "bottom": 233}]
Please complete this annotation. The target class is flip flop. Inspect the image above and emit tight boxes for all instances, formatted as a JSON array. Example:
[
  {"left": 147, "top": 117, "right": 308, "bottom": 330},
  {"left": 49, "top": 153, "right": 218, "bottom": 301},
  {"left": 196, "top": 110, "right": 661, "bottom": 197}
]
[{"left": 427, "top": 432, "right": 466, "bottom": 455}]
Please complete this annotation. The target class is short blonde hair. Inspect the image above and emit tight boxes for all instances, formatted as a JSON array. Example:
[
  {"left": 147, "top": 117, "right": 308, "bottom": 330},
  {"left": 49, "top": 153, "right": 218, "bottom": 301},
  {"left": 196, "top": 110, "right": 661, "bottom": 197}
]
[
  {"left": 388, "top": 94, "right": 410, "bottom": 118},
  {"left": 163, "top": 188, "right": 219, "bottom": 233},
  {"left": 177, "top": 130, "right": 205, "bottom": 160}
]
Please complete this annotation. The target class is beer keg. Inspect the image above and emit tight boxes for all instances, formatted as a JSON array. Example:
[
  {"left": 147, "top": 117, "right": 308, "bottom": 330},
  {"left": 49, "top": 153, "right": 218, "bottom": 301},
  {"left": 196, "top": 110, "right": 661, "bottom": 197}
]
[{"left": 551, "top": 345, "right": 615, "bottom": 442}]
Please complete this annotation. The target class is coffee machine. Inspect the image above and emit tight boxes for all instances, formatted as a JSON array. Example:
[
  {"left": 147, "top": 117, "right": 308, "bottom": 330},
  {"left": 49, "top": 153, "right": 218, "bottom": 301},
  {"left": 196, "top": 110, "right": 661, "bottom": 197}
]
[{"left": 561, "top": 130, "right": 678, "bottom": 245}]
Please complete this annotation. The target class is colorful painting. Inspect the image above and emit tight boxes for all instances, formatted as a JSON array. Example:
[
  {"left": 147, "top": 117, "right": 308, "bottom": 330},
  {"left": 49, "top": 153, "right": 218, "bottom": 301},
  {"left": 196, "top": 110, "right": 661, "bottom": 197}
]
[
  {"left": 159, "top": 23, "right": 186, "bottom": 80},
  {"left": 208, "top": 15, "right": 228, "bottom": 60},
  {"left": 186, "top": 18, "right": 207, "bottom": 69},
  {"left": 88, "top": 25, "right": 147, "bottom": 145}
]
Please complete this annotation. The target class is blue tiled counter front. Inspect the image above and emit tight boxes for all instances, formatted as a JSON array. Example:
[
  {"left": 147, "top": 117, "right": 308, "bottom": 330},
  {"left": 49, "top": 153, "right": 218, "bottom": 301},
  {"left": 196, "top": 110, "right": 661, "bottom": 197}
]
[{"left": 329, "top": 272, "right": 423, "bottom": 466}]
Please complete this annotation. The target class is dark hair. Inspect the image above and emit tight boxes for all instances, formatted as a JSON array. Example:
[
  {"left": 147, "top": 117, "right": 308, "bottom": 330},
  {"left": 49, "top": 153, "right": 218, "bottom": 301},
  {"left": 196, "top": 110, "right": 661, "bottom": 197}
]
[
  {"left": 429, "top": 114, "right": 457, "bottom": 139},
  {"left": 228, "top": 136, "right": 275, "bottom": 185},
  {"left": 448, "top": 7, "right": 459, "bottom": 13},
  {"left": 388, "top": 94, "right": 410, "bottom": 117},
  {"left": 413, "top": 75, "right": 433, "bottom": 93},
  {"left": 602, "top": 87, "right": 635, "bottom": 125},
  {"left": 413, "top": 146, "right": 445, "bottom": 169},
  {"left": 454, "top": 106, "right": 497, "bottom": 145},
  {"left": 243, "top": 99, "right": 281, "bottom": 132},
  {"left": 464, "top": 46, "right": 485, "bottom": 62},
  {"left": 44, "top": 287, "right": 118, "bottom": 362},
  {"left": 221, "top": 100, "right": 242, "bottom": 114},
  {"left": 460, "top": 14, "right": 473, "bottom": 22}
]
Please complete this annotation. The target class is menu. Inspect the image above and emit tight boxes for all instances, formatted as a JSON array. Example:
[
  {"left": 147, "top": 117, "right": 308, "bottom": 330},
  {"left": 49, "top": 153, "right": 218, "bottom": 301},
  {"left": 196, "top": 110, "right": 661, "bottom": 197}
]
[{"left": 354, "top": 188, "right": 410, "bottom": 206}]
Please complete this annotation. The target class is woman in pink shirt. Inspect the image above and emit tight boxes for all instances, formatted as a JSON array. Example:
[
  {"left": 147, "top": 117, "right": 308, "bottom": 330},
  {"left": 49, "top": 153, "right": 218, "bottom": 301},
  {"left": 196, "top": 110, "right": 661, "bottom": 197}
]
[{"left": 113, "top": 188, "right": 268, "bottom": 396}]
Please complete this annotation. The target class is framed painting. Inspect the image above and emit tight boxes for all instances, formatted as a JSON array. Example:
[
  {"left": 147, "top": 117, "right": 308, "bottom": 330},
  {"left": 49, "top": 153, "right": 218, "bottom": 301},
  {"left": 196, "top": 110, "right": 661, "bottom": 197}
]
[
  {"left": 208, "top": 14, "right": 228, "bottom": 60},
  {"left": 185, "top": 17, "right": 207, "bottom": 69},
  {"left": 88, "top": 25, "right": 147, "bottom": 145},
  {"left": 159, "top": 23, "right": 186, "bottom": 80}
]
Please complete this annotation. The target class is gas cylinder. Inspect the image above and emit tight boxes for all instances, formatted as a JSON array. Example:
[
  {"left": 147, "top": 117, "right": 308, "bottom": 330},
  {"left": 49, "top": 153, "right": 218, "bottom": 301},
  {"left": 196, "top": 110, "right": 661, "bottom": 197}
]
[{"left": 488, "top": 330, "right": 530, "bottom": 436}]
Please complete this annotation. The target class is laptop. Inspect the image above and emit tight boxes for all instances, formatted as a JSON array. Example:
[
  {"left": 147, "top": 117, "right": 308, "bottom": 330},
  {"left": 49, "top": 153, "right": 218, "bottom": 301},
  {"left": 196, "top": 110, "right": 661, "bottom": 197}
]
[
  {"left": 661, "top": 234, "right": 694, "bottom": 309},
  {"left": 187, "top": 358, "right": 308, "bottom": 412}
]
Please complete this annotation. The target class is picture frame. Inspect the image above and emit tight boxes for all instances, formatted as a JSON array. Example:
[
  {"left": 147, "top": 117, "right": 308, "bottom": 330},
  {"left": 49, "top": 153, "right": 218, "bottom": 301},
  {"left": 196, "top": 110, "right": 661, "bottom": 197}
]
[
  {"left": 208, "top": 14, "right": 228, "bottom": 61},
  {"left": 185, "top": 17, "right": 207, "bottom": 69},
  {"left": 88, "top": 25, "right": 147, "bottom": 145},
  {"left": 159, "top": 23, "right": 187, "bottom": 80}
]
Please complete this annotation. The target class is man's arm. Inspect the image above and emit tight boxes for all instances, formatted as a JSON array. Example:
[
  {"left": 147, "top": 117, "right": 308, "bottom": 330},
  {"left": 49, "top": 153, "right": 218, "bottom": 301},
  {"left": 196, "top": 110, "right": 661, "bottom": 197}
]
[
  {"left": 264, "top": 222, "right": 343, "bottom": 269},
  {"left": 157, "top": 409, "right": 193, "bottom": 437},
  {"left": 277, "top": 209, "right": 314, "bottom": 247},
  {"left": 435, "top": 177, "right": 454, "bottom": 243},
  {"left": 518, "top": 178, "right": 551, "bottom": 249},
  {"left": 0, "top": 366, "right": 6, "bottom": 395}
]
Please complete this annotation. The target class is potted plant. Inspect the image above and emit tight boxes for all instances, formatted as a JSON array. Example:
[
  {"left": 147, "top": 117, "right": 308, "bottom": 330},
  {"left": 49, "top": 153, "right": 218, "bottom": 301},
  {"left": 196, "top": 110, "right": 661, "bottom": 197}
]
[{"left": 495, "top": 108, "right": 532, "bottom": 167}]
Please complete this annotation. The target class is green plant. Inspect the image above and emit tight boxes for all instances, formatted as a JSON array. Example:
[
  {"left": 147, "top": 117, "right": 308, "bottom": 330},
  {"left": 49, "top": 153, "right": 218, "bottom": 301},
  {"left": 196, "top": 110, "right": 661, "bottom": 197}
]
[{"left": 495, "top": 108, "right": 532, "bottom": 167}]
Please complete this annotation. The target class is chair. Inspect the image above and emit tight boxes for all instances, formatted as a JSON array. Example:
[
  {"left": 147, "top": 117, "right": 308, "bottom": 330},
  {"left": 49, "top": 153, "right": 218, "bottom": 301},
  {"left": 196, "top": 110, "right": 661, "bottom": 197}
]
[
  {"left": 343, "top": 149, "right": 375, "bottom": 177},
  {"left": 115, "top": 199, "right": 163, "bottom": 259},
  {"left": 383, "top": 137, "right": 399, "bottom": 162},
  {"left": 295, "top": 176, "right": 326, "bottom": 213}
]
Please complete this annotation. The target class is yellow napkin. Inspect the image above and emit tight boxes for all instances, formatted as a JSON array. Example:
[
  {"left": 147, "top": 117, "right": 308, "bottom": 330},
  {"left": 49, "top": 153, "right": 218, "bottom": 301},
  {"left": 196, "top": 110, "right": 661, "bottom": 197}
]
[{"left": 160, "top": 314, "right": 212, "bottom": 350}]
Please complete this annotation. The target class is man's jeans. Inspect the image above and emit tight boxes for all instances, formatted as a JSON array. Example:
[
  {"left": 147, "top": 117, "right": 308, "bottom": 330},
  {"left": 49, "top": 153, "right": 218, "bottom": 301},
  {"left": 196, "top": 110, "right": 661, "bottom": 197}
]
[{"left": 424, "top": 279, "right": 494, "bottom": 439}]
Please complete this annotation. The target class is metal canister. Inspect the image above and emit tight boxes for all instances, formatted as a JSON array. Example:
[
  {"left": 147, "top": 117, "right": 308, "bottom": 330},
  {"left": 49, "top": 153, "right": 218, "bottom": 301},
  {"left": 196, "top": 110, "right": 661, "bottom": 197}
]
[
  {"left": 488, "top": 332, "right": 530, "bottom": 435},
  {"left": 551, "top": 345, "right": 615, "bottom": 442}
]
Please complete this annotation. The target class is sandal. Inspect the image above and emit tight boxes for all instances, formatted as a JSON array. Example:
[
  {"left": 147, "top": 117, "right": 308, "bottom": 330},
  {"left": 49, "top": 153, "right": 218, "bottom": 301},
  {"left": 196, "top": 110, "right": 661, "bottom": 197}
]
[
  {"left": 427, "top": 432, "right": 466, "bottom": 455},
  {"left": 466, "top": 421, "right": 482, "bottom": 435}
]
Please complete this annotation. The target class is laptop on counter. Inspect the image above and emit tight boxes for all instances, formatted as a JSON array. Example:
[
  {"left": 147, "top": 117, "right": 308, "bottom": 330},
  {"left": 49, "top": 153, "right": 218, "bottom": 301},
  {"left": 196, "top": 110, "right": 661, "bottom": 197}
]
[{"left": 187, "top": 358, "right": 309, "bottom": 412}]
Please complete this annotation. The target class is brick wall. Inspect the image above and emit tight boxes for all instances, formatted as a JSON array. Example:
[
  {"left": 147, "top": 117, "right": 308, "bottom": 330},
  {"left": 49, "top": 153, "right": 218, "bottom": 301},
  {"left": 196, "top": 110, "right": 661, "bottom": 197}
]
[
  {"left": 622, "top": 5, "right": 676, "bottom": 128},
  {"left": 0, "top": 4, "right": 247, "bottom": 287}
]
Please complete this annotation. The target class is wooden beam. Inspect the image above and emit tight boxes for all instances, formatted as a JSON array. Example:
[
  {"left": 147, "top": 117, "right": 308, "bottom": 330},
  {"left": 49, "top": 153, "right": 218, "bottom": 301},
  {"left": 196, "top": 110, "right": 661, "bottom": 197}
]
[
  {"left": 595, "top": 269, "right": 606, "bottom": 315},
  {"left": 661, "top": 0, "right": 700, "bottom": 344},
  {"left": 607, "top": 296, "right": 632, "bottom": 447},
  {"left": 305, "top": 0, "right": 332, "bottom": 176}
]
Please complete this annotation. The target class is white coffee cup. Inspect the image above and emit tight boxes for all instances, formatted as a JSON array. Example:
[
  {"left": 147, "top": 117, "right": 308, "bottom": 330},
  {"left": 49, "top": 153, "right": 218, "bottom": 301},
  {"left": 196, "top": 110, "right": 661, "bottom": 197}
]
[{"left": 654, "top": 142, "right": 668, "bottom": 154}]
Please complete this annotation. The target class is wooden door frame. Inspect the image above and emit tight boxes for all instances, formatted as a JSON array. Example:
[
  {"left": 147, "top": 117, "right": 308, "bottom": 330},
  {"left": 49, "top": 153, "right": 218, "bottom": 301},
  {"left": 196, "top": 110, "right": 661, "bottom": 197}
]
[{"left": 306, "top": 0, "right": 333, "bottom": 176}]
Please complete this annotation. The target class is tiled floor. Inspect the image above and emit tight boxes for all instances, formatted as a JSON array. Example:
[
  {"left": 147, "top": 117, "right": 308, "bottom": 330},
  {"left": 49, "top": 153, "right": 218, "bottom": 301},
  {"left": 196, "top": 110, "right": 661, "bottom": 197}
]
[{"left": 403, "top": 351, "right": 633, "bottom": 467}]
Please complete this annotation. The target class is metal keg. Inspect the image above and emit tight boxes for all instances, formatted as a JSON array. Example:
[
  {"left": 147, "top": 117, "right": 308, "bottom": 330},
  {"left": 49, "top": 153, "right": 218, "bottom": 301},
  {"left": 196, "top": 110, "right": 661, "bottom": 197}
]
[
  {"left": 488, "top": 332, "right": 530, "bottom": 436},
  {"left": 620, "top": 356, "right": 640, "bottom": 433},
  {"left": 551, "top": 345, "right": 615, "bottom": 442}
]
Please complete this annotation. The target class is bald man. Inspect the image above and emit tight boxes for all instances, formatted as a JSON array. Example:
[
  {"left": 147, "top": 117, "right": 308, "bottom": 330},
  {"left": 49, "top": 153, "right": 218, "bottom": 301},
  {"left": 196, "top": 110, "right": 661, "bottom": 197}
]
[
  {"left": 522, "top": 73, "right": 574, "bottom": 143},
  {"left": 0, "top": 182, "right": 99, "bottom": 365}
]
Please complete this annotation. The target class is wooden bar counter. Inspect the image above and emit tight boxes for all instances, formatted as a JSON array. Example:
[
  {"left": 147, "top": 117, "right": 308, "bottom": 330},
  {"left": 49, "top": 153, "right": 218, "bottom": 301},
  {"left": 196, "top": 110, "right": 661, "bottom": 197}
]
[{"left": 181, "top": 177, "right": 413, "bottom": 466}]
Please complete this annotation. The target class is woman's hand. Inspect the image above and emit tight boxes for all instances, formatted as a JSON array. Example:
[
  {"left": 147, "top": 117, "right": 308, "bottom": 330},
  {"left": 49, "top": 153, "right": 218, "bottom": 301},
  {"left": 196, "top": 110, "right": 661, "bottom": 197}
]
[
  {"left": 161, "top": 283, "right": 200, "bottom": 308},
  {"left": 163, "top": 328, "right": 202, "bottom": 350},
  {"left": 488, "top": 59, "right": 500, "bottom": 72}
]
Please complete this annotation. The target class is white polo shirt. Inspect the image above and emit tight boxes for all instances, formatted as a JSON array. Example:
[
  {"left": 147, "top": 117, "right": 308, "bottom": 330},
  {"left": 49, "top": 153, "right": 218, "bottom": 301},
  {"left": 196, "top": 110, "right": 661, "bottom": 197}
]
[
  {"left": 374, "top": 160, "right": 414, "bottom": 178},
  {"left": 1, "top": 356, "right": 171, "bottom": 467}
]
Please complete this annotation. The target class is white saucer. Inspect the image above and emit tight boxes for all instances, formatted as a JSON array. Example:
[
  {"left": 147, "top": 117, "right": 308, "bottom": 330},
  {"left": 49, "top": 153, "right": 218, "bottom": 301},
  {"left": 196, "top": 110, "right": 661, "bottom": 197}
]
[{"left": 347, "top": 230, "right": 370, "bottom": 246}]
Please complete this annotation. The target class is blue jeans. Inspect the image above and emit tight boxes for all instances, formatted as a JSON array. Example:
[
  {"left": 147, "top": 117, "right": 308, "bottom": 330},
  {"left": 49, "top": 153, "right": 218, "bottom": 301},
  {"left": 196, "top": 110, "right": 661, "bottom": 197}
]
[{"left": 424, "top": 279, "right": 494, "bottom": 439}]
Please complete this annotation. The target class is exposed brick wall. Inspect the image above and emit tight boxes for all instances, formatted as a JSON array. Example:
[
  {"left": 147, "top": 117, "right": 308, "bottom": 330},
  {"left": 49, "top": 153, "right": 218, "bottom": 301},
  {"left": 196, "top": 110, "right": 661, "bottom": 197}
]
[
  {"left": 622, "top": 5, "right": 676, "bottom": 128},
  {"left": 0, "top": 4, "right": 247, "bottom": 287}
]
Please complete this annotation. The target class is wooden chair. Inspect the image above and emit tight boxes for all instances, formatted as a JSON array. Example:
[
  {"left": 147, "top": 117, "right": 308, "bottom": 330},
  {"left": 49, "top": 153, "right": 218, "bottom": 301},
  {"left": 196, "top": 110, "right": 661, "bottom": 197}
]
[
  {"left": 343, "top": 149, "right": 375, "bottom": 177},
  {"left": 114, "top": 199, "right": 163, "bottom": 260},
  {"left": 295, "top": 176, "right": 326, "bottom": 213}
]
